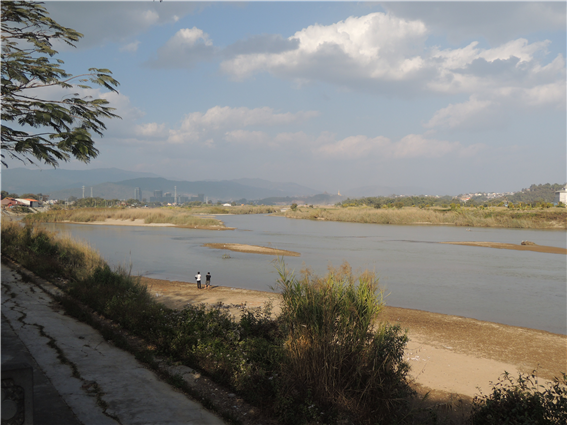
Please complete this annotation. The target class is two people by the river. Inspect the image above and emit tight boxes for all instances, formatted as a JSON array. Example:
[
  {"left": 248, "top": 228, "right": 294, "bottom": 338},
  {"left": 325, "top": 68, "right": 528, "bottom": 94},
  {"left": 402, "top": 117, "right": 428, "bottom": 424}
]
[{"left": 195, "top": 271, "right": 211, "bottom": 289}]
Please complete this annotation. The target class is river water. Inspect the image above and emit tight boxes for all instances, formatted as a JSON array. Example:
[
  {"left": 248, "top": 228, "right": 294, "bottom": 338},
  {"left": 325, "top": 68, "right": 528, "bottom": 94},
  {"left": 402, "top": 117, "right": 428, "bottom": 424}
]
[{"left": 44, "top": 215, "right": 566, "bottom": 335}]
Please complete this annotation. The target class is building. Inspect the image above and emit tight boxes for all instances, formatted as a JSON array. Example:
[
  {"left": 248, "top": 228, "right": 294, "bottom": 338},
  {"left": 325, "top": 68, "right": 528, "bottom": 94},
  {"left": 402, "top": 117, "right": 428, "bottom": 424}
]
[
  {"left": 553, "top": 185, "right": 567, "bottom": 205},
  {"left": 15, "top": 198, "right": 40, "bottom": 207},
  {"left": 1, "top": 198, "right": 23, "bottom": 208},
  {"left": 134, "top": 187, "right": 142, "bottom": 202}
]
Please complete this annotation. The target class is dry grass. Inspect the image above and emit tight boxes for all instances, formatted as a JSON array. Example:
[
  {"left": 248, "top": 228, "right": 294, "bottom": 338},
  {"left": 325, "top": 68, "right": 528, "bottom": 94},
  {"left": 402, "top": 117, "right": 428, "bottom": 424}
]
[
  {"left": 23, "top": 207, "right": 225, "bottom": 228},
  {"left": 1, "top": 220, "right": 106, "bottom": 280},
  {"left": 282, "top": 206, "right": 567, "bottom": 229}
]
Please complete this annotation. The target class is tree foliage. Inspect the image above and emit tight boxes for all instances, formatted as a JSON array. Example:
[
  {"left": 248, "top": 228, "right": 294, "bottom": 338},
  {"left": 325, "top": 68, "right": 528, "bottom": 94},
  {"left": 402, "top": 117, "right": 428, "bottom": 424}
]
[{"left": 1, "top": 1, "right": 120, "bottom": 168}]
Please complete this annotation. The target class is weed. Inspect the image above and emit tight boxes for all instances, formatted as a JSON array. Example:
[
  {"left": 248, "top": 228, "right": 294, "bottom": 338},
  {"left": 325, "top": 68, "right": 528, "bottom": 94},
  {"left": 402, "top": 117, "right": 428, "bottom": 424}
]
[{"left": 470, "top": 371, "right": 567, "bottom": 425}]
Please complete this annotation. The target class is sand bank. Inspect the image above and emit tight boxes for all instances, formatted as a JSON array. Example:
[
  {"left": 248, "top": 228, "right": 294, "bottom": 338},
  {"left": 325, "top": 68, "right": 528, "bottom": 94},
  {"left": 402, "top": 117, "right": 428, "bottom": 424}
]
[
  {"left": 203, "top": 243, "right": 300, "bottom": 257},
  {"left": 442, "top": 241, "right": 567, "bottom": 254},
  {"left": 141, "top": 276, "right": 566, "bottom": 401}
]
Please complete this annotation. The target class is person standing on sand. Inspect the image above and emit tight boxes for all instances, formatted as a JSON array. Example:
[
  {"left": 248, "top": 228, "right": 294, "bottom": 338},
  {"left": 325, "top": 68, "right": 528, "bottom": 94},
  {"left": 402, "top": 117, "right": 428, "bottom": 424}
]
[
  {"left": 195, "top": 271, "right": 201, "bottom": 289},
  {"left": 205, "top": 272, "right": 211, "bottom": 289}
]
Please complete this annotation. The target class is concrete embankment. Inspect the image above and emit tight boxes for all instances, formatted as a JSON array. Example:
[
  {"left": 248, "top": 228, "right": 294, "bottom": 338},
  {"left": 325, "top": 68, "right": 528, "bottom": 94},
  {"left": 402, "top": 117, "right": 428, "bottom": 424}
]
[{"left": 1, "top": 262, "right": 227, "bottom": 425}]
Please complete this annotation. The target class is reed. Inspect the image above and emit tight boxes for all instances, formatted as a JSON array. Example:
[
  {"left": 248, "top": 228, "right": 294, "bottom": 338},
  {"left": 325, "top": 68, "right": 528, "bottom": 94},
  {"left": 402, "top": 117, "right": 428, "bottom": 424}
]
[
  {"left": 23, "top": 207, "right": 224, "bottom": 228},
  {"left": 1, "top": 220, "right": 105, "bottom": 280},
  {"left": 283, "top": 206, "right": 566, "bottom": 229},
  {"left": 275, "top": 261, "right": 413, "bottom": 424}
]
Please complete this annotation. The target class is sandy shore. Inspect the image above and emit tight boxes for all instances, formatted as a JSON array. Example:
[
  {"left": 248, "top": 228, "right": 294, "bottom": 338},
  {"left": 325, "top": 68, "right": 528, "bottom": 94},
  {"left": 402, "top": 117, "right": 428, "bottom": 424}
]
[
  {"left": 140, "top": 276, "right": 566, "bottom": 402},
  {"left": 203, "top": 243, "right": 301, "bottom": 257},
  {"left": 442, "top": 241, "right": 567, "bottom": 254}
]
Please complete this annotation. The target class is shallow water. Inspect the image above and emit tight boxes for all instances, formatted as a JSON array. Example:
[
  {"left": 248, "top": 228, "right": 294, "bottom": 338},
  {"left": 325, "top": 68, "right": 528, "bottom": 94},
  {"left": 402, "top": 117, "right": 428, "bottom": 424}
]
[{"left": 45, "top": 215, "right": 567, "bottom": 334}]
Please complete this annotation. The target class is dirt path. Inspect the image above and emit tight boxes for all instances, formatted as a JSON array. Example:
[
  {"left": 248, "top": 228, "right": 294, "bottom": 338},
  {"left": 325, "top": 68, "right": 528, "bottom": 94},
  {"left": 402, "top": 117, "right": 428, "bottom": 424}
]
[{"left": 141, "top": 276, "right": 566, "bottom": 402}]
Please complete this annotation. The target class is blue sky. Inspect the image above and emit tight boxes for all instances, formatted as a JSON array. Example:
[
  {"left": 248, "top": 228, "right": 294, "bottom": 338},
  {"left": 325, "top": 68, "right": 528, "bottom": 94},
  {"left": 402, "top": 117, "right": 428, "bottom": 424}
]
[{"left": 9, "top": 1, "right": 566, "bottom": 195}]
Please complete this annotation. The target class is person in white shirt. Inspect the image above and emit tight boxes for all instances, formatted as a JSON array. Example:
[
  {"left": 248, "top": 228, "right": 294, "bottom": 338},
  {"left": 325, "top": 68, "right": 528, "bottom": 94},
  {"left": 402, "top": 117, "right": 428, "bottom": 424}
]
[{"left": 195, "top": 272, "right": 202, "bottom": 289}]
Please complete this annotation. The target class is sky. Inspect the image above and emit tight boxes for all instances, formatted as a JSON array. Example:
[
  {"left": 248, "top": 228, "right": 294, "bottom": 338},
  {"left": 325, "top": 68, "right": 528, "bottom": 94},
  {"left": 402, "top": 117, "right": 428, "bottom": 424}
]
[{"left": 6, "top": 1, "right": 567, "bottom": 195}]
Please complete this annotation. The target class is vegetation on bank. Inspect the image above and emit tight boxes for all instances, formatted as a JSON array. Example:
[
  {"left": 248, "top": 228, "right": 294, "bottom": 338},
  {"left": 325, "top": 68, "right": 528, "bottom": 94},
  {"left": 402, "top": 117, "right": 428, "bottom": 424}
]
[
  {"left": 1, "top": 221, "right": 412, "bottom": 424},
  {"left": 22, "top": 207, "right": 226, "bottom": 229},
  {"left": 2, "top": 220, "right": 566, "bottom": 424},
  {"left": 280, "top": 206, "right": 567, "bottom": 229}
]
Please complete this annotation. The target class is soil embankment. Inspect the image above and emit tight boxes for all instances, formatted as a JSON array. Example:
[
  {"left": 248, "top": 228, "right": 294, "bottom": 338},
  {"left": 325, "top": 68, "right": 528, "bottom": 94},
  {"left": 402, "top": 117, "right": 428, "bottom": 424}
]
[{"left": 141, "top": 276, "right": 566, "bottom": 401}]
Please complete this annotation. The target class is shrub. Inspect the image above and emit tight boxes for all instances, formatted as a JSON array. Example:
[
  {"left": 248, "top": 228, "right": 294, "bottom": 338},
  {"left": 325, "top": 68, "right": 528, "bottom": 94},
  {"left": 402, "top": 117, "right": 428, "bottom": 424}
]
[
  {"left": 275, "top": 261, "right": 414, "bottom": 424},
  {"left": 470, "top": 371, "right": 567, "bottom": 425}
]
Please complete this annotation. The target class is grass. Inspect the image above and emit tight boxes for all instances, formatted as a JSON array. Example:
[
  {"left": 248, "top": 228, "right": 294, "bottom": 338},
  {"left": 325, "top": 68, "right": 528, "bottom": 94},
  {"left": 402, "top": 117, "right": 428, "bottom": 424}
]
[
  {"left": 280, "top": 206, "right": 567, "bottom": 229},
  {"left": 275, "top": 261, "right": 414, "bottom": 424},
  {"left": 23, "top": 207, "right": 226, "bottom": 228}
]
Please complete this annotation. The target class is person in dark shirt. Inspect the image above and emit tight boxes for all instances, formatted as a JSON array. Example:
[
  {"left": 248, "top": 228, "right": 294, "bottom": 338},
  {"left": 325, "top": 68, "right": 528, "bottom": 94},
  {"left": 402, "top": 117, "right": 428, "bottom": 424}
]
[{"left": 205, "top": 272, "right": 211, "bottom": 289}]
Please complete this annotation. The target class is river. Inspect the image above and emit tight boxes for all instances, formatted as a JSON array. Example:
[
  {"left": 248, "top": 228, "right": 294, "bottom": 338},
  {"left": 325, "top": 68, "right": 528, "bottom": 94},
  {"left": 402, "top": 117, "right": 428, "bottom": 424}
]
[{"left": 44, "top": 215, "right": 566, "bottom": 335}]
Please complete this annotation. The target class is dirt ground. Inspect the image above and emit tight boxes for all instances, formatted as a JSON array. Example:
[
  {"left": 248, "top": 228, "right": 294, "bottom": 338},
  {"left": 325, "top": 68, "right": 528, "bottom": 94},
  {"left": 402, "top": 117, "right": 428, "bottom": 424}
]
[{"left": 141, "top": 276, "right": 566, "bottom": 403}]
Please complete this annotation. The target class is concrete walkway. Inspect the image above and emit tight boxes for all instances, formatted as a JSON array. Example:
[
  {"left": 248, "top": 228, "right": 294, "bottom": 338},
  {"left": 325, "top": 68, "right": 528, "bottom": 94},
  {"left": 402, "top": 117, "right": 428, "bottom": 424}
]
[{"left": 1, "top": 262, "right": 227, "bottom": 425}]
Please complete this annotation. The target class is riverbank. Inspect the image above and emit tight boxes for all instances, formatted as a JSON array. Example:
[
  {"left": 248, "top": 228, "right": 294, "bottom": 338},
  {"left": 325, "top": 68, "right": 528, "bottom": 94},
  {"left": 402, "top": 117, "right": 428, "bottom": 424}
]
[
  {"left": 23, "top": 208, "right": 230, "bottom": 230},
  {"left": 141, "top": 276, "right": 566, "bottom": 401},
  {"left": 279, "top": 206, "right": 567, "bottom": 229}
]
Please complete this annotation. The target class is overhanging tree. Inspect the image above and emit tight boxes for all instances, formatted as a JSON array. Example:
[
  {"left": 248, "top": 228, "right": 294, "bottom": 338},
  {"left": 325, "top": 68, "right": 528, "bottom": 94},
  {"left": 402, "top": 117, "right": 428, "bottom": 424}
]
[{"left": 1, "top": 1, "right": 120, "bottom": 168}]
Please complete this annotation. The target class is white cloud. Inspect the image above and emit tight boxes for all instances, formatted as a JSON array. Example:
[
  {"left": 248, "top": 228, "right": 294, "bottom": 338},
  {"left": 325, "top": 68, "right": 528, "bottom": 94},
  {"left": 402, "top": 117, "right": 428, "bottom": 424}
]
[
  {"left": 424, "top": 97, "right": 494, "bottom": 130},
  {"left": 45, "top": 2, "right": 200, "bottom": 50},
  {"left": 218, "top": 10, "right": 565, "bottom": 112},
  {"left": 382, "top": 2, "right": 566, "bottom": 45},
  {"left": 221, "top": 12, "right": 428, "bottom": 82},
  {"left": 316, "top": 133, "right": 483, "bottom": 160},
  {"left": 161, "top": 106, "right": 319, "bottom": 145},
  {"left": 120, "top": 41, "right": 140, "bottom": 53},
  {"left": 146, "top": 27, "right": 216, "bottom": 68}
]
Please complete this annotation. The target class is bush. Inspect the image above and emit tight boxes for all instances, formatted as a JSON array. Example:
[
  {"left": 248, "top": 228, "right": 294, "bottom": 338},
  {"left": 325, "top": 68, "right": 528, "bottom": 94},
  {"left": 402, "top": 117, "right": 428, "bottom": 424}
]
[
  {"left": 470, "top": 371, "right": 567, "bottom": 425},
  {"left": 275, "top": 261, "right": 414, "bottom": 424}
]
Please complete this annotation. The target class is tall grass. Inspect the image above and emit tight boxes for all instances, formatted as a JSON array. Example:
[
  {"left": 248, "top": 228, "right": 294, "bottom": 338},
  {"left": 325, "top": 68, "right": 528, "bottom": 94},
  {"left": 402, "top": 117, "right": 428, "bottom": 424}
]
[
  {"left": 275, "top": 261, "right": 414, "bottom": 424},
  {"left": 23, "top": 207, "right": 224, "bottom": 228},
  {"left": 1, "top": 220, "right": 105, "bottom": 280},
  {"left": 283, "top": 206, "right": 566, "bottom": 229}
]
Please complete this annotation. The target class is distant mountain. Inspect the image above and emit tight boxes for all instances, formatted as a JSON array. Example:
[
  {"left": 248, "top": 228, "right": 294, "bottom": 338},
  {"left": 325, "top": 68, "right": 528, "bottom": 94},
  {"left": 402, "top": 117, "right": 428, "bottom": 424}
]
[
  {"left": 1, "top": 167, "right": 160, "bottom": 195},
  {"left": 231, "top": 178, "right": 319, "bottom": 197},
  {"left": 342, "top": 184, "right": 429, "bottom": 198},
  {"left": 46, "top": 176, "right": 322, "bottom": 201}
]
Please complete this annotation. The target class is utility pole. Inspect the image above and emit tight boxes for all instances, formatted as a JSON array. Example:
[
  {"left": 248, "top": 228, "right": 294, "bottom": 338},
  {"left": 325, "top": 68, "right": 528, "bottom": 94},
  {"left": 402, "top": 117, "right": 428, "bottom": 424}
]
[
  {"left": 82, "top": 186, "right": 85, "bottom": 198},
  {"left": 91, "top": 187, "right": 93, "bottom": 198}
]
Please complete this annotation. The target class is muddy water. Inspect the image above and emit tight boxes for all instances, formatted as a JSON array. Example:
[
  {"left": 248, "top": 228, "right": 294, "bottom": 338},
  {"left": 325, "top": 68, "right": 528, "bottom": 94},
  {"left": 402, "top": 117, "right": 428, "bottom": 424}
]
[{"left": 45, "top": 215, "right": 566, "bottom": 334}]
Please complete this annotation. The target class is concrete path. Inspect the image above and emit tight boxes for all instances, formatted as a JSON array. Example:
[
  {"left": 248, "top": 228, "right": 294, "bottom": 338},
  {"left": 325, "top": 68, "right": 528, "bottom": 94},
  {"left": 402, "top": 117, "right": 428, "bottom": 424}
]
[{"left": 1, "top": 263, "right": 227, "bottom": 425}]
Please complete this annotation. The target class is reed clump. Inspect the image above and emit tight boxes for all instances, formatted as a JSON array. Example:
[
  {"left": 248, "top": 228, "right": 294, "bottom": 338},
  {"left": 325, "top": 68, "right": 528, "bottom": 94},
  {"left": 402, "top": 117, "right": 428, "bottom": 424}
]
[
  {"left": 23, "top": 207, "right": 224, "bottom": 228},
  {"left": 275, "top": 262, "right": 413, "bottom": 424},
  {"left": 1, "top": 220, "right": 105, "bottom": 280},
  {"left": 283, "top": 206, "right": 566, "bottom": 229}
]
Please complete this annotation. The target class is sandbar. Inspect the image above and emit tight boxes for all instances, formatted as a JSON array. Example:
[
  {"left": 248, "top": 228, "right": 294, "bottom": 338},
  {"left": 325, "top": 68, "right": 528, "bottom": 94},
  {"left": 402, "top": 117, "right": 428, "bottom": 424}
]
[
  {"left": 442, "top": 241, "right": 567, "bottom": 254},
  {"left": 203, "top": 243, "right": 300, "bottom": 256},
  {"left": 142, "top": 276, "right": 566, "bottom": 402}
]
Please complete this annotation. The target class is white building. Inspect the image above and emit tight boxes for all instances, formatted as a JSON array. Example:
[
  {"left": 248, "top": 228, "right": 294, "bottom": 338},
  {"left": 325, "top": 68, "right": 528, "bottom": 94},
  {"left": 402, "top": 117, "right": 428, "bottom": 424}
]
[{"left": 553, "top": 185, "right": 567, "bottom": 205}]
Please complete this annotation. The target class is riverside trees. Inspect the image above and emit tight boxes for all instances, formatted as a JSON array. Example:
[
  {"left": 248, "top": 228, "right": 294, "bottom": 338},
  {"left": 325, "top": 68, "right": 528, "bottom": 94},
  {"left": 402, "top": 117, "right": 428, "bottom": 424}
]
[{"left": 1, "top": 1, "right": 120, "bottom": 168}]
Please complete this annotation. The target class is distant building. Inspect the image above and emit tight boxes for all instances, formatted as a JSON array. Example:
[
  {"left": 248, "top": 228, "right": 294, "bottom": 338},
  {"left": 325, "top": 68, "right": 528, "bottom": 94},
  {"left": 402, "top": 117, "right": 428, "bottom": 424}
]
[
  {"left": 554, "top": 185, "right": 567, "bottom": 205},
  {"left": 134, "top": 187, "right": 142, "bottom": 202},
  {"left": 15, "top": 198, "right": 39, "bottom": 207}
]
